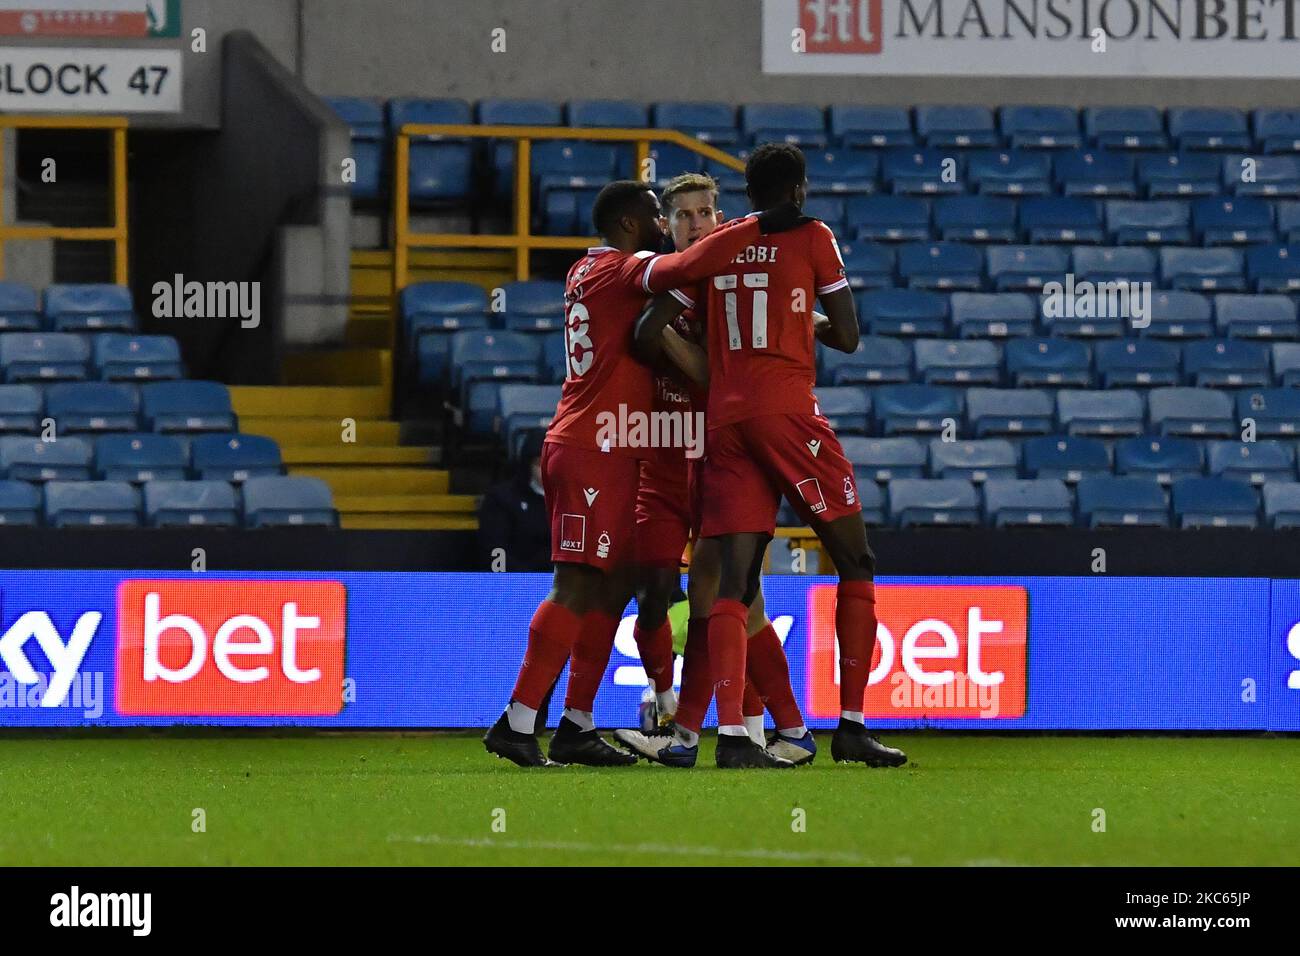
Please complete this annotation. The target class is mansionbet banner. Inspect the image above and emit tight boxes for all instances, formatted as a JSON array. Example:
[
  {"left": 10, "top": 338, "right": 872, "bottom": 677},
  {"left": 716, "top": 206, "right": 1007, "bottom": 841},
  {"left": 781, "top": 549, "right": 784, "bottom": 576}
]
[
  {"left": 761, "top": 0, "right": 1300, "bottom": 77},
  {"left": 0, "top": 570, "right": 1298, "bottom": 730}
]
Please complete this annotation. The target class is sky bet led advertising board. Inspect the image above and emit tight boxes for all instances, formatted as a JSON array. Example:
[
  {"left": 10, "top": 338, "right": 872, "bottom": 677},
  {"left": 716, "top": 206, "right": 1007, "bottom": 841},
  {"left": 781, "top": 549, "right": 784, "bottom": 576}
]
[{"left": 0, "top": 570, "right": 1297, "bottom": 730}]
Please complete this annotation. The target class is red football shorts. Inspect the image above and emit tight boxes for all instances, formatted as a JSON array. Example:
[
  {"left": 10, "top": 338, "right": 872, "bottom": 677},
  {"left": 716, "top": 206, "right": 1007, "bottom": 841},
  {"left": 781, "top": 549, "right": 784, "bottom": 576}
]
[
  {"left": 635, "top": 456, "right": 692, "bottom": 568},
  {"left": 698, "top": 413, "right": 862, "bottom": 537},
  {"left": 542, "top": 440, "right": 640, "bottom": 569}
]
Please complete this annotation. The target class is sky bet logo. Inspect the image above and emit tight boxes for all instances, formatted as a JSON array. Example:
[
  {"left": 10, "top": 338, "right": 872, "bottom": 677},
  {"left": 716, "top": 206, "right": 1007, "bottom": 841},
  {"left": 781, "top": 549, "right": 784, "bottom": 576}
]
[{"left": 115, "top": 580, "right": 346, "bottom": 716}]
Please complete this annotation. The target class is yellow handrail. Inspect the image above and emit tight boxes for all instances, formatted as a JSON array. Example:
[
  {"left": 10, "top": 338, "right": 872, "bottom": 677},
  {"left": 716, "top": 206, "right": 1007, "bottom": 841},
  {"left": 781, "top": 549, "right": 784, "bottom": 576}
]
[
  {"left": 391, "top": 124, "right": 746, "bottom": 290},
  {"left": 0, "top": 115, "right": 129, "bottom": 285}
]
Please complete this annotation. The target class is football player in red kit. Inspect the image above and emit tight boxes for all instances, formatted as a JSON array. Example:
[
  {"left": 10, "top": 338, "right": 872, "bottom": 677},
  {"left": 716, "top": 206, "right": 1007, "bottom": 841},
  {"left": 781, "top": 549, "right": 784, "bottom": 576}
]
[
  {"left": 483, "top": 179, "right": 809, "bottom": 767},
  {"left": 636, "top": 145, "right": 908, "bottom": 769},
  {"left": 614, "top": 172, "right": 815, "bottom": 768}
]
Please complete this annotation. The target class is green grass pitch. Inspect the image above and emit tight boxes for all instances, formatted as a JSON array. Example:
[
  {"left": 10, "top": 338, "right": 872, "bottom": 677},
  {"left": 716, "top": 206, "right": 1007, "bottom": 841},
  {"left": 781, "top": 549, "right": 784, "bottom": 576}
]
[{"left": 1, "top": 733, "right": 1296, "bottom": 866}]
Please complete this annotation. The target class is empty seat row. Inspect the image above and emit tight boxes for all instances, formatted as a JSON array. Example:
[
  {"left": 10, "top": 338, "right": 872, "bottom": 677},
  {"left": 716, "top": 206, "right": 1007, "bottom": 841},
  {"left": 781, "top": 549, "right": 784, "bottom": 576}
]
[
  {"left": 0, "top": 433, "right": 280, "bottom": 483},
  {"left": 0, "top": 382, "right": 236, "bottom": 433},
  {"left": 0, "top": 283, "right": 138, "bottom": 332},
  {"left": 0, "top": 333, "right": 184, "bottom": 382},
  {"left": 786, "top": 476, "right": 1300, "bottom": 529},
  {"left": 0, "top": 476, "right": 335, "bottom": 528}
]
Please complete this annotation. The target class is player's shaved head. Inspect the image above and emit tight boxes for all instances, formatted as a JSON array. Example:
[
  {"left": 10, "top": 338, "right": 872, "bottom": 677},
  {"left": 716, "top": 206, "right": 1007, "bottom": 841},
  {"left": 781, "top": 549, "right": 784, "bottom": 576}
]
[
  {"left": 592, "top": 179, "right": 659, "bottom": 243},
  {"left": 746, "top": 142, "right": 807, "bottom": 210}
]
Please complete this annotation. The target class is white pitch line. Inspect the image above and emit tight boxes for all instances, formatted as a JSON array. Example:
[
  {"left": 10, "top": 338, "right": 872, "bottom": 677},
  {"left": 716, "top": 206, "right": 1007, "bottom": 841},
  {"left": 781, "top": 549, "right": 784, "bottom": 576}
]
[{"left": 387, "top": 833, "right": 883, "bottom": 864}]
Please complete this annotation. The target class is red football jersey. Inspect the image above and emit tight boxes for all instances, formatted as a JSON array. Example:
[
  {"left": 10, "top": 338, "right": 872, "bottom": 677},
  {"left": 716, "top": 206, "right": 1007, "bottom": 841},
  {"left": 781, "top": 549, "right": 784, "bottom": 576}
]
[
  {"left": 546, "top": 217, "right": 765, "bottom": 456},
  {"left": 683, "top": 220, "right": 848, "bottom": 428}
]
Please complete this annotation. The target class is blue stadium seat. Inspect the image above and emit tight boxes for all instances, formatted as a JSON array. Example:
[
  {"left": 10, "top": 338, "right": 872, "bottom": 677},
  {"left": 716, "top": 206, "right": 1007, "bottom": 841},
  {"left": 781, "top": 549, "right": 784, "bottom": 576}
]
[
  {"left": 897, "top": 242, "right": 983, "bottom": 290},
  {"left": 843, "top": 436, "right": 927, "bottom": 482},
  {"left": 568, "top": 99, "right": 646, "bottom": 128},
  {"left": 643, "top": 143, "right": 703, "bottom": 186},
  {"left": 533, "top": 141, "right": 618, "bottom": 189},
  {"left": 1168, "top": 108, "right": 1251, "bottom": 151},
  {"left": 1005, "top": 338, "right": 1091, "bottom": 387},
  {"left": 325, "top": 96, "right": 384, "bottom": 138},
  {"left": 542, "top": 332, "right": 567, "bottom": 384},
  {"left": 967, "top": 149, "right": 1051, "bottom": 196},
  {"left": 1183, "top": 339, "right": 1270, "bottom": 387},
  {"left": 1076, "top": 476, "right": 1169, "bottom": 527},
  {"left": 1022, "top": 435, "right": 1110, "bottom": 482},
  {"left": 882, "top": 149, "right": 964, "bottom": 196},
  {"left": 92, "top": 334, "right": 184, "bottom": 381},
  {"left": 873, "top": 384, "right": 962, "bottom": 435},
  {"left": 1055, "top": 150, "right": 1137, "bottom": 197},
  {"left": 540, "top": 189, "right": 580, "bottom": 236},
  {"left": 1057, "top": 389, "right": 1144, "bottom": 436},
  {"left": 928, "top": 438, "right": 1017, "bottom": 482},
  {"left": 965, "top": 388, "right": 1054, "bottom": 436},
  {"left": 1071, "top": 245, "right": 1157, "bottom": 284},
  {"left": 838, "top": 241, "right": 895, "bottom": 290},
  {"left": 933, "top": 196, "right": 1017, "bottom": 242},
  {"left": 0, "top": 282, "right": 39, "bottom": 331},
  {"left": 1138, "top": 152, "right": 1221, "bottom": 198},
  {"left": 847, "top": 195, "right": 930, "bottom": 241},
  {"left": 0, "top": 436, "right": 91, "bottom": 482},
  {"left": 740, "top": 103, "right": 827, "bottom": 148},
  {"left": 0, "top": 332, "right": 88, "bottom": 382},
  {"left": 499, "top": 280, "right": 565, "bottom": 332},
  {"left": 43, "top": 480, "right": 139, "bottom": 527},
  {"left": 913, "top": 339, "right": 1001, "bottom": 385},
  {"left": 856, "top": 480, "right": 888, "bottom": 526},
  {"left": 983, "top": 478, "right": 1074, "bottom": 527},
  {"left": 1225, "top": 154, "right": 1300, "bottom": 198},
  {"left": 1172, "top": 476, "right": 1258, "bottom": 528},
  {"left": 0, "top": 479, "right": 39, "bottom": 525},
  {"left": 387, "top": 98, "right": 473, "bottom": 201},
  {"left": 1253, "top": 109, "right": 1300, "bottom": 154},
  {"left": 1237, "top": 387, "right": 1300, "bottom": 436},
  {"left": 819, "top": 336, "right": 911, "bottom": 385},
  {"left": 0, "top": 384, "right": 41, "bottom": 433},
  {"left": 1263, "top": 482, "right": 1300, "bottom": 528},
  {"left": 1191, "top": 197, "right": 1274, "bottom": 245},
  {"left": 1000, "top": 106, "right": 1081, "bottom": 149},
  {"left": 653, "top": 102, "right": 738, "bottom": 145},
  {"left": 1274, "top": 343, "right": 1300, "bottom": 386},
  {"left": 140, "top": 381, "right": 236, "bottom": 433},
  {"left": 325, "top": 97, "right": 385, "bottom": 199},
  {"left": 403, "top": 281, "right": 490, "bottom": 382},
  {"left": 1020, "top": 197, "right": 1104, "bottom": 243},
  {"left": 450, "top": 330, "right": 544, "bottom": 433},
  {"left": 1159, "top": 247, "right": 1245, "bottom": 291},
  {"left": 1105, "top": 200, "right": 1192, "bottom": 245},
  {"left": 241, "top": 475, "right": 337, "bottom": 527},
  {"left": 1084, "top": 106, "right": 1169, "bottom": 150},
  {"left": 496, "top": 384, "right": 561, "bottom": 458},
  {"left": 986, "top": 245, "right": 1068, "bottom": 291},
  {"left": 857, "top": 289, "right": 948, "bottom": 336},
  {"left": 190, "top": 433, "right": 282, "bottom": 482},
  {"left": 950, "top": 292, "right": 1037, "bottom": 338},
  {"left": 43, "top": 284, "right": 135, "bottom": 332},
  {"left": 1037, "top": 281, "right": 1127, "bottom": 339},
  {"left": 1246, "top": 244, "right": 1300, "bottom": 292},
  {"left": 478, "top": 99, "right": 563, "bottom": 198},
  {"left": 1094, "top": 339, "right": 1181, "bottom": 387},
  {"left": 916, "top": 106, "right": 998, "bottom": 148},
  {"left": 1115, "top": 436, "right": 1204, "bottom": 485},
  {"left": 46, "top": 382, "right": 139, "bottom": 432},
  {"left": 830, "top": 105, "right": 914, "bottom": 149},
  {"left": 1207, "top": 440, "right": 1295, "bottom": 486},
  {"left": 1147, "top": 386, "right": 1236, "bottom": 437},
  {"left": 888, "top": 478, "right": 981, "bottom": 527},
  {"left": 1213, "top": 294, "right": 1298, "bottom": 339},
  {"left": 805, "top": 151, "right": 878, "bottom": 194},
  {"left": 143, "top": 479, "right": 240, "bottom": 527},
  {"left": 813, "top": 386, "right": 870, "bottom": 433},
  {"left": 812, "top": 381, "right": 877, "bottom": 440},
  {"left": 95, "top": 433, "right": 187, "bottom": 482},
  {"left": 801, "top": 196, "right": 846, "bottom": 232},
  {"left": 1143, "top": 290, "right": 1215, "bottom": 339}
]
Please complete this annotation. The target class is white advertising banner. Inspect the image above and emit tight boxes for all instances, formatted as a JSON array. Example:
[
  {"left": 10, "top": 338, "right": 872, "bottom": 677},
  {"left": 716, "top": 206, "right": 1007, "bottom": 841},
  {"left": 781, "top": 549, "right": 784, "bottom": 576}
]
[
  {"left": 762, "top": 0, "right": 1300, "bottom": 77},
  {"left": 0, "top": 46, "right": 181, "bottom": 111}
]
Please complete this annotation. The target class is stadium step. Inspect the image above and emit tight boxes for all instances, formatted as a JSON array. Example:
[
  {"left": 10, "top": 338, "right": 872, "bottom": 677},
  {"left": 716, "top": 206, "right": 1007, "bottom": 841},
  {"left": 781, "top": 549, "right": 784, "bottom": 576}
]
[
  {"left": 350, "top": 248, "right": 512, "bottom": 316},
  {"left": 230, "top": 385, "right": 391, "bottom": 418},
  {"left": 282, "top": 348, "right": 392, "bottom": 387},
  {"left": 292, "top": 466, "right": 450, "bottom": 495},
  {"left": 280, "top": 445, "right": 434, "bottom": 466},
  {"left": 340, "top": 513, "right": 479, "bottom": 531},
  {"left": 239, "top": 416, "right": 401, "bottom": 445},
  {"left": 334, "top": 494, "right": 477, "bottom": 514}
]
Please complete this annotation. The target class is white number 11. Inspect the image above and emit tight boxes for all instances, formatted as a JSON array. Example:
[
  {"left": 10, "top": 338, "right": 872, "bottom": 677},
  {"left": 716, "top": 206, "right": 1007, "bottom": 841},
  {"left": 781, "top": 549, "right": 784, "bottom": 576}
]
[{"left": 716, "top": 272, "right": 769, "bottom": 350}]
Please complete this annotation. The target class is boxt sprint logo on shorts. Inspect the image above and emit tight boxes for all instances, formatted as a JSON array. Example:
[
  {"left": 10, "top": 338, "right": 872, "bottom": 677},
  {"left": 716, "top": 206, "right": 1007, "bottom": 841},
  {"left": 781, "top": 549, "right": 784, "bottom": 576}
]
[
  {"left": 116, "top": 580, "right": 346, "bottom": 716},
  {"left": 807, "top": 584, "right": 1027, "bottom": 718}
]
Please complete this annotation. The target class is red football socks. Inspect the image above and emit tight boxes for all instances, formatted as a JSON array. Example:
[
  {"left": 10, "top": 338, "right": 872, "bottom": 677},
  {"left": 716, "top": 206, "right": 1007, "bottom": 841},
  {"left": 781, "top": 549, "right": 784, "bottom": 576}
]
[
  {"left": 835, "top": 579, "right": 879, "bottom": 712},
  {"left": 633, "top": 619, "right": 675, "bottom": 693},
  {"left": 511, "top": 600, "right": 581, "bottom": 709},
  {"left": 746, "top": 622, "right": 804, "bottom": 730},
  {"left": 674, "top": 618, "right": 712, "bottom": 733},
  {"left": 564, "top": 610, "right": 620, "bottom": 712},
  {"left": 708, "top": 598, "right": 749, "bottom": 728}
]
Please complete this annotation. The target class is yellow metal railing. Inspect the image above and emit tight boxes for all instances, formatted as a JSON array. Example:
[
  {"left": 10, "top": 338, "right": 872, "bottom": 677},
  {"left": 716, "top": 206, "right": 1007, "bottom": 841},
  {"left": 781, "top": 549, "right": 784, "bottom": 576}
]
[
  {"left": 0, "top": 115, "right": 129, "bottom": 285},
  {"left": 391, "top": 124, "right": 746, "bottom": 289}
]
